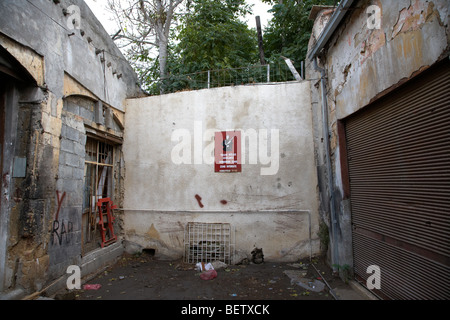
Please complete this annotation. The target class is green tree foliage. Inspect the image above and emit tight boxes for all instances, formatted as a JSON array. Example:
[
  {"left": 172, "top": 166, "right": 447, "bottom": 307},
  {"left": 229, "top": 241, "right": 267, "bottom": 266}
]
[
  {"left": 127, "top": 0, "right": 338, "bottom": 95},
  {"left": 175, "top": 0, "right": 259, "bottom": 73},
  {"left": 138, "top": 0, "right": 260, "bottom": 95},
  {"left": 262, "top": 0, "right": 336, "bottom": 71}
]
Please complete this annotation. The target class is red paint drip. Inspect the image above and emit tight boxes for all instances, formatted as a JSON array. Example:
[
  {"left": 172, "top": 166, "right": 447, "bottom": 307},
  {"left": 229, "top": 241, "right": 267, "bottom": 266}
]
[{"left": 195, "top": 194, "right": 204, "bottom": 208}]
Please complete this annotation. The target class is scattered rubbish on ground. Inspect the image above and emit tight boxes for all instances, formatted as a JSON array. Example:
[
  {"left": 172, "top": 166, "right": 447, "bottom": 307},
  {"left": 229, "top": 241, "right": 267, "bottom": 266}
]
[
  {"left": 196, "top": 262, "right": 215, "bottom": 271},
  {"left": 83, "top": 284, "right": 102, "bottom": 290},
  {"left": 70, "top": 253, "right": 357, "bottom": 300},
  {"left": 232, "top": 250, "right": 249, "bottom": 265},
  {"left": 288, "top": 262, "right": 308, "bottom": 270},
  {"left": 195, "top": 261, "right": 228, "bottom": 271},
  {"left": 224, "top": 267, "right": 240, "bottom": 273},
  {"left": 283, "top": 270, "right": 325, "bottom": 293},
  {"left": 194, "top": 261, "right": 227, "bottom": 280},
  {"left": 297, "top": 279, "right": 325, "bottom": 292},
  {"left": 251, "top": 248, "right": 264, "bottom": 264},
  {"left": 211, "top": 261, "right": 227, "bottom": 270},
  {"left": 200, "top": 269, "right": 217, "bottom": 280}
]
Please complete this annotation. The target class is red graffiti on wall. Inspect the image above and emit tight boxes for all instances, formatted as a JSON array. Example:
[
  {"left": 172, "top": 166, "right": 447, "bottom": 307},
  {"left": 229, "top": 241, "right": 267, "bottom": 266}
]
[
  {"left": 51, "top": 191, "right": 73, "bottom": 246},
  {"left": 54, "top": 191, "right": 66, "bottom": 220}
]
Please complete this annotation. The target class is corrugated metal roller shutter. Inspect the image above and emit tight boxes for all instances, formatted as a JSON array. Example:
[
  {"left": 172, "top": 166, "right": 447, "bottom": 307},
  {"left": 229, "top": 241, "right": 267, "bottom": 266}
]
[{"left": 345, "top": 58, "right": 450, "bottom": 300}]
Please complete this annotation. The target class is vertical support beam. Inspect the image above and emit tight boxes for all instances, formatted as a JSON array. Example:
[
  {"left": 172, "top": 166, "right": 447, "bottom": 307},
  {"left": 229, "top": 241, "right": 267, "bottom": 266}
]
[
  {"left": 255, "top": 16, "right": 266, "bottom": 65},
  {"left": 0, "top": 84, "right": 19, "bottom": 292},
  {"left": 337, "top": 120, "right": 350, "bottom": 199},
  {"left": 207, "top": 70, "right": 210, "bottom": 89},
  {"left": 104, "top": 107, "right": 113, "bottom": 130},
  {"left": 313, "top": 57, "right": 339, "bottom": 272},
  {"left": 94, "top": 100, "right": 104, "bottom": 125},
  {"left": 301, "top": 61, "right": 305, "bottom": 80}
]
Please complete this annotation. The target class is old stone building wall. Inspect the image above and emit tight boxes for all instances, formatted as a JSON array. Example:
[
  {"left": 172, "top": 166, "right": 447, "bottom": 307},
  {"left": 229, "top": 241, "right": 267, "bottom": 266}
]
[
  {"left": 306, "top": 0, "right": 449, "bottom": 287},
  {"left": 0, "top": 0, "right": 142, "bottom": 298}
]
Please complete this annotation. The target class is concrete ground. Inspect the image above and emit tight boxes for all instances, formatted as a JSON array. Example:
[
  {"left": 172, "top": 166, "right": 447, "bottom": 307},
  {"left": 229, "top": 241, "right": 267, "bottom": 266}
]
[
  {"left": 334, "top": 281, "right": 378, "bottom": 300},
  {"left": 51, "top": 252, "right": 377, "bottom": 301}
]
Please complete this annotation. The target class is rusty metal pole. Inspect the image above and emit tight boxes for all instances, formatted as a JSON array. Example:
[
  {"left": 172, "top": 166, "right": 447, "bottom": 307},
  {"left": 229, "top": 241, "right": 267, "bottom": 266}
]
[{"left": 256, "top": 16, "right": 266, "bottom": 65}]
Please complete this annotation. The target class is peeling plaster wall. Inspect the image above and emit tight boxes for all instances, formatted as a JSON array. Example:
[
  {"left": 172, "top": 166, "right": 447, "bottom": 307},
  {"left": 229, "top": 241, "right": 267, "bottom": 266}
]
[
  {"left": 307, "top": 0, "right": 449, "bottom": 270},
  {"left": 123, "top": 82, "right": 321, "bottom": 262},
  {"left": 329, "top": 0, "right": 449, "bottom": 119}
]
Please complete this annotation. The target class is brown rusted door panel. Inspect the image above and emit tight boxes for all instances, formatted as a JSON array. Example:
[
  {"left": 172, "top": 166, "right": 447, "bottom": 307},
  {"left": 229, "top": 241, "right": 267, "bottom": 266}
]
[{"left": 345, "top": 58, "right": 450, "bottom": 300}]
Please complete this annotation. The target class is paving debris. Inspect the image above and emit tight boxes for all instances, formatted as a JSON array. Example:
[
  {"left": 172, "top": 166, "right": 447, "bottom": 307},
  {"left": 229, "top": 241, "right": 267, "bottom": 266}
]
[{"left": 283, "top": 270, "right": 325, "bottom": 293}]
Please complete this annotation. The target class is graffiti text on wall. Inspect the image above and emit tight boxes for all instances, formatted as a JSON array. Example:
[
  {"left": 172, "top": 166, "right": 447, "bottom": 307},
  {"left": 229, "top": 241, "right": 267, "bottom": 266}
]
[{"left": 51, "top": 191, "right": 74, "bottom": 245}]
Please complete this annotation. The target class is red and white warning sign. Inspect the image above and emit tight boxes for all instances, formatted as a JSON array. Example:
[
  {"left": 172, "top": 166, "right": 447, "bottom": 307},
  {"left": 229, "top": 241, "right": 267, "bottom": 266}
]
[{"left": 214, "top": 131, "right": 241, "bottom": 173}]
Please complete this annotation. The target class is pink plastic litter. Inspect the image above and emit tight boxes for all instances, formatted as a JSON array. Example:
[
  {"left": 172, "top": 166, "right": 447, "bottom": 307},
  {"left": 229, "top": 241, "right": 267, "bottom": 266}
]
[
  {"left": 83, "top": 284, "right": 102, "bottom": 290},
  {"left": 200, "top": 270, "right": 217, "bottom": 280}
]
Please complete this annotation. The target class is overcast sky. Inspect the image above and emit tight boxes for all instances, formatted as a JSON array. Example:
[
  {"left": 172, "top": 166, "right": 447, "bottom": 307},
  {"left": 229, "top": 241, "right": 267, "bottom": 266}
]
[{"left": 84, "top": 0, "right": 273, "bottom": 35}]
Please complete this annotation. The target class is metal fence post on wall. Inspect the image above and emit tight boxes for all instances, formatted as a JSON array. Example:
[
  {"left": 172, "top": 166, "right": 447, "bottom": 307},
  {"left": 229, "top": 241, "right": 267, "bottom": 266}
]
[
  {"left": 282, "top": 56, "right": 302, "bottom": 81},
  {"left": 301, "top": 61, "right": 305, "bottom": 81},
  {"left": 208, "top": 70, "right": 210, "bottom": 89},
  {"left": 145, "top": 60, "right": 300, "bottom": 95}
]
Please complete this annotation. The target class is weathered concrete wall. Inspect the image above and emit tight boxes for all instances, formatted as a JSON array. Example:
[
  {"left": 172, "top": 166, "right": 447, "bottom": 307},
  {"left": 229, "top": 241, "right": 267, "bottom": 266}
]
[
  {"left": 0, "top": 0, "right": 141, "bottom": 297},
  {"left": 123, "top": 82, "right": 321, "bottom": 262},
  {"left": 306, "top": 0, "right": 449, "bottom": 270},
  {"left": 327, "top": 0, "right": 449, "bottom": 119}
]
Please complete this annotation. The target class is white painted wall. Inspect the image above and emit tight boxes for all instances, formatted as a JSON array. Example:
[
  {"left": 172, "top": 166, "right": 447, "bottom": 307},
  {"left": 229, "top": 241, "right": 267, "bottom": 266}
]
[{"left": 123, "top": 82, "right": 320, "bottom": 262}]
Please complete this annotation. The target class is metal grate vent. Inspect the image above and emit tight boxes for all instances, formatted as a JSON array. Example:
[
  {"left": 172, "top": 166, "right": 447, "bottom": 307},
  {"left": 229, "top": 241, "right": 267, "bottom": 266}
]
[{"left": 184, "top": 222, "right": 234, "bottom": 264}]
